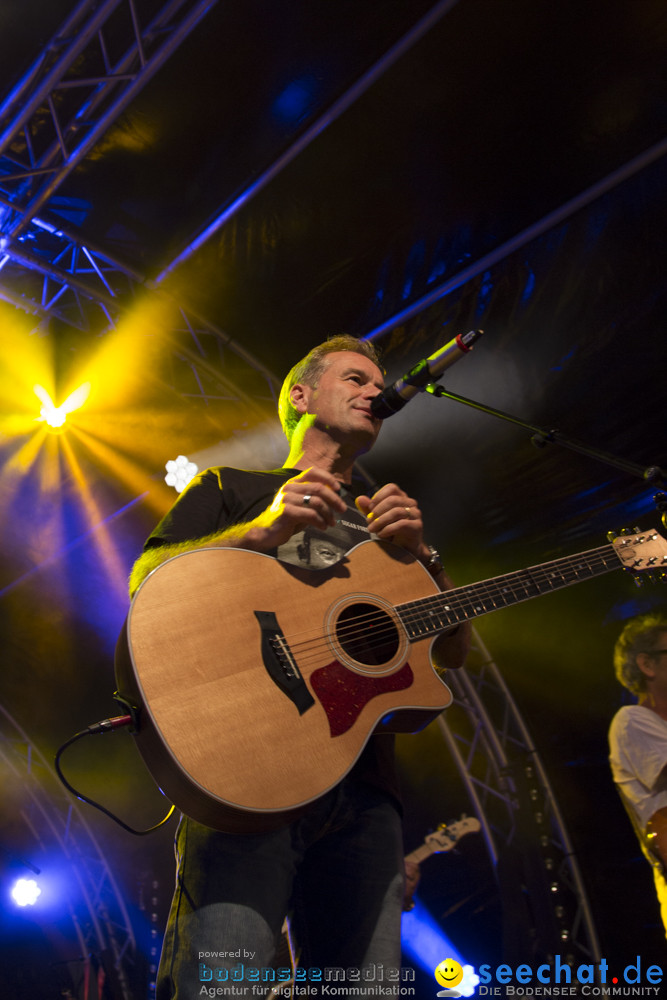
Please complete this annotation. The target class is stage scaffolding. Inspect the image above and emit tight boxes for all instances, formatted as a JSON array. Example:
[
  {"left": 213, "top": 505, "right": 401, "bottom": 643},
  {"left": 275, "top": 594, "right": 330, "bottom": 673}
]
[{"left": 0, "top": 0, "right": 604, "bottom": 983}]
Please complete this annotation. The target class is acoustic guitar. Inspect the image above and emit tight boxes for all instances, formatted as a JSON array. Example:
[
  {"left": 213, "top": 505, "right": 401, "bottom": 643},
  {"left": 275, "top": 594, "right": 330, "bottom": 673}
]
[{"left": 115, "top": 529, "right": 666, "bottom": 833}]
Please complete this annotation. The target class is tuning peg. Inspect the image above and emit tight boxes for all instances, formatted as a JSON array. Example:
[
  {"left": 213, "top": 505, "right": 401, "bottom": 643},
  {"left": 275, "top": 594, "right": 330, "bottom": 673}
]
[{"left": 614, "top": 527, "right": 635, "bottom": 539}]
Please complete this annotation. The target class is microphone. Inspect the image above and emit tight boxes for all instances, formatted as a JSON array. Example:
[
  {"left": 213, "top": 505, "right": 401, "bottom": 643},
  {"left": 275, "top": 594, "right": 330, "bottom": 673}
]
[{"left": 371, "top": 329, "right": 483, "bottom": 419}]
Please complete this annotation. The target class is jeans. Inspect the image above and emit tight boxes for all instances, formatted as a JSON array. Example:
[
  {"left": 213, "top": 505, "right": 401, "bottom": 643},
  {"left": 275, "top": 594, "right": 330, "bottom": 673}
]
[{"left": 156, "top": 781, "right": 405, "bottom": 999}]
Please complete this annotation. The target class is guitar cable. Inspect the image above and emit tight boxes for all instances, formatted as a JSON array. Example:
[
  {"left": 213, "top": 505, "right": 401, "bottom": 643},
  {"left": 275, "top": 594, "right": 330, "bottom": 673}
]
[{"left": 54, "top": 709, "right": 176, "bottom": 836}]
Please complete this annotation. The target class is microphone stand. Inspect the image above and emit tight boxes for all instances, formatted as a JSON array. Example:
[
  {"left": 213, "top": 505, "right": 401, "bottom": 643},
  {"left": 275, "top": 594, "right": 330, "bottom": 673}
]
[{"left": 424, "top": 382, "right": 667, "bottom": 496}]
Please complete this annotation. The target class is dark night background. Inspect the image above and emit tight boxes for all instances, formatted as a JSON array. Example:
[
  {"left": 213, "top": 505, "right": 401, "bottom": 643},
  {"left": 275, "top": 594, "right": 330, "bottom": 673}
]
[{"left": 1, "top": 0, "right": 667, "bottom": 995}]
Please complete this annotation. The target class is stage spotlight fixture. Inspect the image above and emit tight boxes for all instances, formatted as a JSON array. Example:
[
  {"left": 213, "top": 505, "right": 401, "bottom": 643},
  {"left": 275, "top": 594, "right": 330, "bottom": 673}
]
[
  {"left": 10, "top": 877, "right": 42, "bottom": 907},
  {"left": 34, "top": 382, "right": 91, "bottom": 429},
  {"left": 165, "top": 455, "right": 198, "bottom": 492}
]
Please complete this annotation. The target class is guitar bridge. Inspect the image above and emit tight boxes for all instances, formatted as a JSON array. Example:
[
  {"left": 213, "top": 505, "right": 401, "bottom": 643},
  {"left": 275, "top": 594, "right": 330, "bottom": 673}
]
[{"left": 254, "top": 611, "right": 315, "bottom": 715}]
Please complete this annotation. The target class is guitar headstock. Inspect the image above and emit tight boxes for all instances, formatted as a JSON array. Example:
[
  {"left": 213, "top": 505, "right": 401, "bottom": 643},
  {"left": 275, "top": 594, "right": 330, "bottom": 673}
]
[
  {"left": 609, "top": 527, "right": 667, "bottom": 581},
  {"left": 424, "top": 816, "right": 481, "bottom": 853}
]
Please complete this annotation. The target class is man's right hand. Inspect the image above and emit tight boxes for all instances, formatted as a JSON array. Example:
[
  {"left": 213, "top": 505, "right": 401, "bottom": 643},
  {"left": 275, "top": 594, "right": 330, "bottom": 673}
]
[{"left": 242, "top": 467, "right": 348, "bottom": 552}]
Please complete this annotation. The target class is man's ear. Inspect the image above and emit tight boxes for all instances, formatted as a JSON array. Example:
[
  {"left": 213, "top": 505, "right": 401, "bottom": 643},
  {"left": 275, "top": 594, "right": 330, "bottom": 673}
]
[
  {"left": 637, "top": 652, "right": 657, "bottom": 680},
  {"left": 290, "top": 382, "right": 310, "bottom": 416}
]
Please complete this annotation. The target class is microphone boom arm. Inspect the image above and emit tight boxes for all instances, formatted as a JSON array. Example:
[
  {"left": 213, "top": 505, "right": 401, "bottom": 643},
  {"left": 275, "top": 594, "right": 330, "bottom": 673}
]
[{"left": 428, "top": 382, "right": 666, "bottom": 486}]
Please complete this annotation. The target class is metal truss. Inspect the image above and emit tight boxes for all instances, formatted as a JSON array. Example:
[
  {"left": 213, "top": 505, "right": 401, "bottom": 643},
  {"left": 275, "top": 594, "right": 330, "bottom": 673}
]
[
  {"left": 0, "top": 216, "right": 280, "bottom": 416},
  {"left": 0, "top": 0, "right": 218, "bottom": 234},
  {"left": 0, "top": 3, "right": 603, "bottom": 976},
  {"left": 0, "top": 0, "right": 281, "bottom": 408},
  {"left": 0, "top": 0, "right": 274, "bottom": 409},
  {"left": 438, "top": 628, "right": 603, "bottom": 968},
  {"left": 0, "top": 221, "right": 141, "bottom": 331},
  {"left": 0, "top": 704, "right": 137, "bottom": 999}
]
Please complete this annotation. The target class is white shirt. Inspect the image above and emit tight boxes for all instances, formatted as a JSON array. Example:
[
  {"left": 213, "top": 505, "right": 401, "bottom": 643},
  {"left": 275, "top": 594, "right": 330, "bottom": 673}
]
[
  {"left": 609, "top": 703, "right": 667, "bottom": 935},
  {"left": 609, "top": 703, "right": 667, "bottom": 830}
]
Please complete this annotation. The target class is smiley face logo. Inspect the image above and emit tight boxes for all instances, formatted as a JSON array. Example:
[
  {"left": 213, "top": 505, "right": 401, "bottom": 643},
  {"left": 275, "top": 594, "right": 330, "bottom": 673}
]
[
  {"left": 435, "top": 959, "right": 463, "bottom": 989},
  {"left": 434, "top": 959, "right": 480, "bottom": 997}
]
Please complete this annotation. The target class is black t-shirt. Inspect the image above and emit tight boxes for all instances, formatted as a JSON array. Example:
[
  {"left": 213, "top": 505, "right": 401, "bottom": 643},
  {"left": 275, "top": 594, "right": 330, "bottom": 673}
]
[
  {"left": 146, "top": 466, "right": 400, "bottom": 808},
  {"left": 147, "top": 467, "right": 371, "bottom": 565}
]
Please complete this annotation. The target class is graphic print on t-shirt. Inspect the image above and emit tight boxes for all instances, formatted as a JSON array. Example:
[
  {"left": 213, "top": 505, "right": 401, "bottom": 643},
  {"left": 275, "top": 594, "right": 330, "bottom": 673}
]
[{"left": 276, "top": 489, "right": 370, "bottom": 570}]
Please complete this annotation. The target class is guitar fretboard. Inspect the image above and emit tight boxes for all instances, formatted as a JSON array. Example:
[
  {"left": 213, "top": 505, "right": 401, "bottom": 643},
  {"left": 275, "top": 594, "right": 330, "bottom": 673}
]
[{"left": 397, "top": 543, "right": 620, "bottom": 639}]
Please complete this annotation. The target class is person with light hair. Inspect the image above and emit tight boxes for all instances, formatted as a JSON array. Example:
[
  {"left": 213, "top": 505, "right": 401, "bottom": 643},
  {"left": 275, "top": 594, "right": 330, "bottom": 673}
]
[
  {"left": 127, "top": 333, "right": 470, "bottom": 998},
  {"left": 609, "top": 611, "right": 667, "bottom": 936}
]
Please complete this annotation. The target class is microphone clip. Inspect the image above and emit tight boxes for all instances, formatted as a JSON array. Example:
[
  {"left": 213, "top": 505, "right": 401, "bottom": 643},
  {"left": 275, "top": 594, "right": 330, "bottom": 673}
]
[{"left": 398, "top": 357, "right": 437, "bottom": 392}]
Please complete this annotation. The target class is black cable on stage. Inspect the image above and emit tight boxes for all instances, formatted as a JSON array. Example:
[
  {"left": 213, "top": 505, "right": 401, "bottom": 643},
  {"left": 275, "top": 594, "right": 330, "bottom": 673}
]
[{"left": 54, "top": 714, "right": 175, "bottom": 835}]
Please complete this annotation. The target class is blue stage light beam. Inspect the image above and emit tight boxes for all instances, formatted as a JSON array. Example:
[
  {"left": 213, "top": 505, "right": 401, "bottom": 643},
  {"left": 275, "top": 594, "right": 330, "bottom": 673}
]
[{"left": 402, "top": 898, "right": 466, "bottom": 973}]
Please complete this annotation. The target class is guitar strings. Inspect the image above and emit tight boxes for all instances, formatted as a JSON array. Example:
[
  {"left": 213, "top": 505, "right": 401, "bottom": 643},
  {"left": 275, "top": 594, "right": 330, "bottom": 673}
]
[
  {"left": 279, "top": 544, "right": 618, "bottom": 660},
  {"left": 270, "top": 544, "right": 619, "bottom": 668}
]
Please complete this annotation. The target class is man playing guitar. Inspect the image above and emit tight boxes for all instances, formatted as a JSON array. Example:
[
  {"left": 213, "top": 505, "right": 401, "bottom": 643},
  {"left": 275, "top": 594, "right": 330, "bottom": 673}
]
[
  {"left": 128, "top": 335, "right": 470, "bottom": 999},
  {"left": 609, "top": 612, "right": 667, "bottom": 937}
]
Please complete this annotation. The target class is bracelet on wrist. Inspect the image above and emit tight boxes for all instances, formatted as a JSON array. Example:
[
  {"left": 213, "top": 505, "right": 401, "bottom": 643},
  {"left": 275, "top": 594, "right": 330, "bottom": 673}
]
[{"left": 423, "top": 544, "right": 444, "bottom": 576}]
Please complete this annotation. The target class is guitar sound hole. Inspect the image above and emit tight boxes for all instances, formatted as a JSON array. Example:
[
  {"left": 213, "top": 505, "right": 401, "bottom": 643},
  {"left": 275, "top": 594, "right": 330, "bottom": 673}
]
[{"left": 336, "top": 602, "right": 400, "bottom": 666}]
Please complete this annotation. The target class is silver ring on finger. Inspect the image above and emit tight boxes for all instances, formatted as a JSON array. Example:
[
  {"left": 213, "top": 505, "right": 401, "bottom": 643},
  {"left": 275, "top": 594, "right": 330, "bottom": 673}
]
[{"left": 303, "top": 494, "right": 312, "bottom": 506}]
